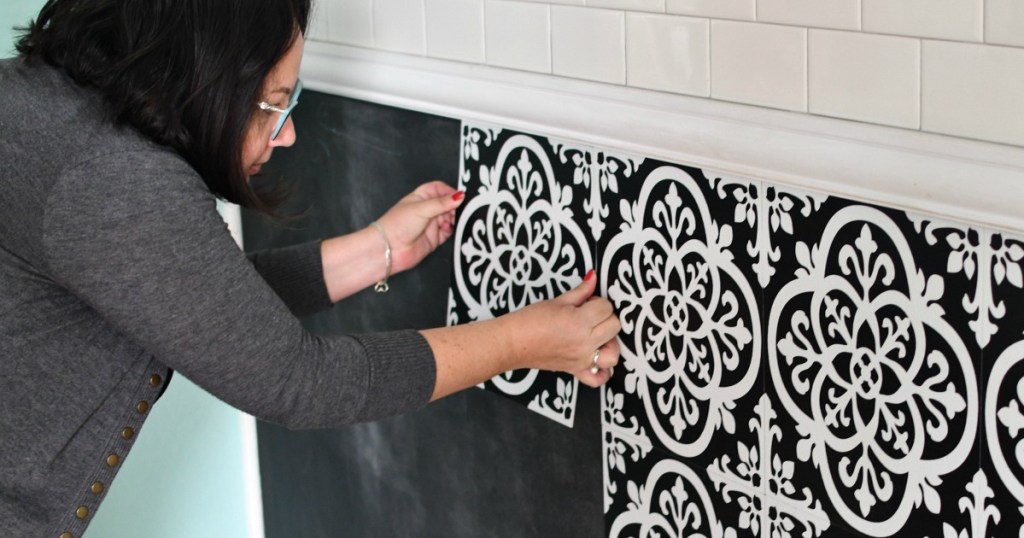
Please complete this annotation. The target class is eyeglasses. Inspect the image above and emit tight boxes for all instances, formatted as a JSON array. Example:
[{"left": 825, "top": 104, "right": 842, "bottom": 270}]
[{"left": 257, "top": 78, "right": 303, "bottom": 141}]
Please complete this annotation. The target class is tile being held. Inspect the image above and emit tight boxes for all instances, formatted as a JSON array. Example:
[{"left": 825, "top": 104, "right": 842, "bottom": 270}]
[
  {"left": 452, "top": 124, "right": 593, "bottom": 427},
  {"left": 710, "top": 21, "right": 807, "bottom": 112},
  {"left": 485, "top": 0, "right": 551, "bottom": 73},
  {"left": 551, "top": 6, "right": 626, "bottom": 85},
  {"left": 808, "top": 29, "right": 920, "bottom": 129},
  {"left": 626, "top": 13, "right": 710, "bottom": 97},
  {"left": 425, "top": 0, "right": 484, "bottom": 63},
  {"left": 374, "top": 0, "right": 425, "bottom": 54}
]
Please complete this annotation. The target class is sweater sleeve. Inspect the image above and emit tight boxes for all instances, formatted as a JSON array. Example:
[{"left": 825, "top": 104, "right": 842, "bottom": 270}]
[
  {"left": 246, "top": 241, "right": 333, "bottom": 318},
  {"left": 42, "top": 150, "right": 436, "bottom": 428}
]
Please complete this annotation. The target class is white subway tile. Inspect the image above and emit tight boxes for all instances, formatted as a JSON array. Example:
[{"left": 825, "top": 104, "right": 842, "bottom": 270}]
[
  {"left": 710, "top": 21, "right": 806, "bottom": 111},
  {"left": 307, "top": 0, "right": 332, "bottom": 42},
  {"left": 667, "top": 0, "right": 754, "bottom": 21},
  {"left": 987, "top": 0, "right": 1024, "bottom": 47},
  {"left": 587, "top": 0, "right": 664, "bottom": 12},
  {"left": 519, "top": 0, "right": 584, "bottom": 5},
  {"left": 374, "top": 0, "right": 425, "bottom": 54},
  {"left": 627, "top": 14, "right": 709, "bottom": 96},
  {"left": 809, "top": 30, "right": 919, "bottom": 129},
  {"left": 425, "top": 0, "right": 484, "bottom": 62},
  {"left": 551, "top": 7, "right": 626, "bottom": 84},
  {"left": 326, "top": 0, "right": 374, "bottom": 47},
  {"left": 922, "top": 40, "right": 1024, "bottom": 146},
  {"left": 863, "top": 0, "right": 982, "bottom": 42},
  {"left": 758, "top": 0, "right": 859, "bottom": 31},
  {"left": 485, "top": 1, "right": 551, "bottom": 73}
]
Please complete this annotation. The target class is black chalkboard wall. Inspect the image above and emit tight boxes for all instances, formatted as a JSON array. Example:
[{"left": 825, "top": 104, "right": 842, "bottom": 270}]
[{"left": 241, "top": 91, "right": 603, "bottom": 537}]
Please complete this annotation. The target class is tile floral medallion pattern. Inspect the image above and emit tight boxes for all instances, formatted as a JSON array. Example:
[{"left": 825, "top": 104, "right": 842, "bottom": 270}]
[{"left": 447, "top": 123, "right": 1024, "bottom": 537}]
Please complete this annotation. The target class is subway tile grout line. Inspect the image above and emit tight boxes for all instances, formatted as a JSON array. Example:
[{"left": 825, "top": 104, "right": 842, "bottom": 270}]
[
  {"left": 547, "top": 4, "right": 553, "bottom": 75},
  {"left": 620, "top": 9, "right": 627, "bottom": 87},
  {"left": 370, "top": 0, "right": 376, "bottom": 48},
  {"left": 705, "top": 17, "right": 712, "bottom": 98},
  {"left": 980, "top": 0, "right": 985, "bottom": 44},
  {"left": 918, "top": 37, "right": 923, "bottom": 133},
  {"left": 804, "top": 26, "right": 809, "bottom": 114}
]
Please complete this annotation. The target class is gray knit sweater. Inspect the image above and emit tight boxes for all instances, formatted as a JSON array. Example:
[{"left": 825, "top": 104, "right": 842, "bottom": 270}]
[{"left": 0, "top": 58, "right": 437, "bottom": 536}]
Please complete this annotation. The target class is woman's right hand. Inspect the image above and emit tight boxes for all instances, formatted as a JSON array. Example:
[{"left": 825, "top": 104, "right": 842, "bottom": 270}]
[
  {"left": 497, "top": 270, "right": 621, "bottom": 387},
  {"left": 421, "top": 270, "right": 622, "bottom": 401}
]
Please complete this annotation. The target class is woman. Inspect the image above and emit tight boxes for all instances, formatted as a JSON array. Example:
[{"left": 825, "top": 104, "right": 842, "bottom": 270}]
[{"left": 0, "top": 0, "right": 620, "bottom": 535}]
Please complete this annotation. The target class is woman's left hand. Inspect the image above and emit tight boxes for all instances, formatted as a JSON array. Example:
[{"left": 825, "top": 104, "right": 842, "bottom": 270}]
[{"left": 376, "top": 181, "right": 465, "bottom": 273}]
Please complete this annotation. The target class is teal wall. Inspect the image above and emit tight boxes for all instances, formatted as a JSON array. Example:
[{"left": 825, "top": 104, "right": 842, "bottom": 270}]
[
  {"left": 84, "top": 376, "right": 255, "bottom": 538},
  {"left": 0, "top": 1, "right": 38, "bottom": 57},
  {"left": 3, "top": 3, "right": 258, "bottom": 536}
]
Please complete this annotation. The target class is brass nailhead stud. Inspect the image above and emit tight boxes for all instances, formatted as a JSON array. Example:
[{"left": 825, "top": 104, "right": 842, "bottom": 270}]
[
  {"left": 75, "top": 506, "right": 88, "bottom": 519},
  {"left": 121, "top": 426, "right": 135, "bottom": 440},
  {"left": 91, "top": 481, "right": 104, "bottom": 495},
  {"left": 60, "top": 533, "right": 72, "bottom": 538},
  {"left": 106, "top": 454, "right": 119, "bottom": 467},
  {"left": 136, "top": 400, "right": 150, "bottom": 414},
  {"left": 149, "top": 374, "right": 162, "bottom": 387}
]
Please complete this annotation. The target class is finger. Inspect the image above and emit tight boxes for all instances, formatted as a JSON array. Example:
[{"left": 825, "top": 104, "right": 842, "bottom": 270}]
[
  {"left": 578, "top": 296, "right": 614, "bottom": 324},
  {"left": 594, "top": 337, "right": 621, "bottom": 370},
  {"left": 585, "top": 338, "right": 620, "bottom": 373},
  {"left": 559, "top": 269, "right": 597, "bottom": 307},
  {"left": 414, "top": 180, "right": 458, "bottom": 199},
  {"left": 575, "top": 367, "right": 613, "bottom": 388},
  {"left": 411, "top": 189, "right": 466, "bottom": 221},
  {"left": 435, "top": 220, "right": 455, "bottom": 245},
  {"left": 591, "top": 313, "right": 622, "bottom": 346},
  {"left": 440, "top": 215, "right": 455, "bottom": 236}
]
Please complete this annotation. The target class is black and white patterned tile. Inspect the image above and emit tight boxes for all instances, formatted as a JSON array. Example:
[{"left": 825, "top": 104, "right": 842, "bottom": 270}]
[
  {"left": 448, "top": 123, "right": 1004, "bottom": 537},
  {"left": 980, "top": 227, "right": 1024, "bottom": 538},
  {"left": 597, "top": 160, "right": 765, "bottom": 531},
  {"left": 603, "top": 440, "right": 743, "bottom": 538},
  {"left": 596, "top": 163, "right": 764, "bottom": 449},
  {"left": 764, "top": 190, "right": 982, "bottom": 537},
  {"left": 448, "top": 123, "right": 594, "bottom": 427}
]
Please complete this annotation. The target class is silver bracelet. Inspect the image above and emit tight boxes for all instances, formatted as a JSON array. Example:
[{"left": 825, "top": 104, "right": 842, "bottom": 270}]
[{"left": 371, "top": 221, "right": 392, "bottom": 293}]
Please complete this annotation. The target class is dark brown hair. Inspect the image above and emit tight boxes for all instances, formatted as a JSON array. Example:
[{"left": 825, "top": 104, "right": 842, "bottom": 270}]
[{"left": 16, "top": 0, "right": 311, "bottom": 213}]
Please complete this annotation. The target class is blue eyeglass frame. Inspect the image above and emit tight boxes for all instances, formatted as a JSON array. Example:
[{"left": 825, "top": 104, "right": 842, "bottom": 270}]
[{"left": 257, "top": 78, "right": 303, "bottom": 141}]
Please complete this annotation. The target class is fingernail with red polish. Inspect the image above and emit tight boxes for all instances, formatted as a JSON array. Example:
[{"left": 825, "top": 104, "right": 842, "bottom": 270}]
[
  {"left": 452, "top": 191, "right": 465, "bottom": 202},
  {"left": 584, "top": 269, "right": 595, "bottom": 281}
]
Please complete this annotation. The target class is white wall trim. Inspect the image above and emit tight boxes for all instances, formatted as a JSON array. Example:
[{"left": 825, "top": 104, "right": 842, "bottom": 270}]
[
  {"left": 215, "top": 203, "right": 265, "bottom": 538},
  {"left": 301, "top": 41, "right": 1024, "bottom": 234},
  {"left": 240, "top": 414, "right": 265, "bottom": 538}
]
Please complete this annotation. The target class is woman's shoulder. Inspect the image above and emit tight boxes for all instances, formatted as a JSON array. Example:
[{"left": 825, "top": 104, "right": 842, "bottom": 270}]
[{"left": 6, "top": 61, "right": 184, "bottom": 166}]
